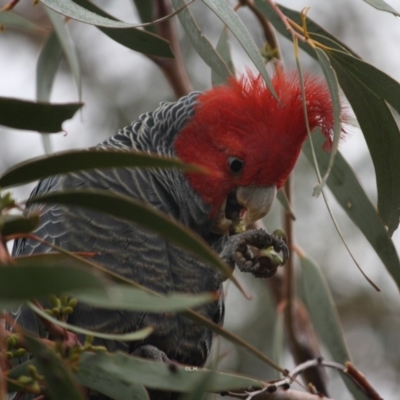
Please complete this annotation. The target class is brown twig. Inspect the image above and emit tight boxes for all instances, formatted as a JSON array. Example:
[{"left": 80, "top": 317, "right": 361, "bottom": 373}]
[
  {"left": 239, "top": 0, "right": 284, "bottom": 74},
  {"left": 147, "top": 0, "right": 193, "bottom": 98}
]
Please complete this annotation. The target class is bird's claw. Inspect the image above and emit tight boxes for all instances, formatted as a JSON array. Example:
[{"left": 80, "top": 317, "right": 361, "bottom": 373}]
[{"left": 221, "top": 229, "right": 289, "bottom": 278}]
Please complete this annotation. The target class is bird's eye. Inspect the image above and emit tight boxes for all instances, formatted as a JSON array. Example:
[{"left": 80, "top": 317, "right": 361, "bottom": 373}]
[{"left": 228, "top": 156, "right": 244, "bottom": 174}]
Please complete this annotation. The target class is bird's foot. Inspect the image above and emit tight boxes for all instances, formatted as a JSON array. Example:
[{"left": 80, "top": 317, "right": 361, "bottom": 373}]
[
  {"left": 132, "top": 344, "right": 170, "bottom": 363},
  {"left": 220, "top": 229, "right": 288, "bottom": 278}
]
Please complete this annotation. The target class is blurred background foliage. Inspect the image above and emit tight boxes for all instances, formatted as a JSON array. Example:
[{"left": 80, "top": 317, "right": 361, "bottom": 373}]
[{"left": 1, "top": 0, "right": 400, "bottom": 399}]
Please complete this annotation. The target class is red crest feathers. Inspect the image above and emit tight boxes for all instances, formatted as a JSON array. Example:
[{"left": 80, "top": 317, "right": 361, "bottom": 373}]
[{"left": 175, "top": 71, "right": 345, "bottom": 212}]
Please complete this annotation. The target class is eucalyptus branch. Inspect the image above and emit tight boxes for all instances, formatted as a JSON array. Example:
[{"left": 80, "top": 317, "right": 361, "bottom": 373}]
[
  {"left": 147, "top": 0, "right": 193, "bottom": 98},
  {"left": 239, "top": 0, "right": 284, "bottom": 73}
]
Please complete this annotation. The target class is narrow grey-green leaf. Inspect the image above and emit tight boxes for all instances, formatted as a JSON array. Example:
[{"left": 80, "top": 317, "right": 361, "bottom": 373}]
[
  {"left": 329, "top": 58, "right": 400, "bottom": 236},
  {"left": 73, "top": 0, "right": 173, "bottom": 58},
  {"left": 36, "top": 32, "right": 63, "bottom": 154},
  {"left": 312, "top": 47, "right": 342, "bottom": 197},
  {"left": 26, "top": 190, "right": 239, "bottom": 289},
  {"left": 0, "top": 11, "right": 43, "bottom": 30},
  {"left": 0, "top": 149, "right": 201, "bottom": 189},
  {"left": 301, "top": 255, "right": 350, "bottom": 361},
  {"left": 0, "top": 97, "right": 82, "bottom": 133},
  {"left": 203, "top": 0, "right": 276, "bottom": 98},
  {"left": 25, "top": 334, "right": 85, "bottom": 400},
  {"left": 171, "top": 0, "right": 232, "bottom": 81},
  {"left": 212, "top": 26, "right": 235, "bottom": 86},
  {"left": 276, "top": 189, "right": 295, "bottom": 220},
  {"left": 270, "top": 307, "right": 284, "bottom": 380},
  {"left": 0, "top": 258, "right": 106, "bottom": 301},
  {"left": 0, "top": 213, "right": 39, "bottom": 236},
  {"left": 181, "top": 371, "right": 214, "bottom": 400},
  {"left": 72, "top": 285, "right": 215, "bottom": 312},
  {"left": 255, "top": 1, "right": 400, "bottom": 235},
  {"left": 133, "top": 0, "right": 156, "bottom": 34},
  {"left": 300, "top": 254, "right": 368, "bottom": 400},
  {"left": 77, "top": 352, "right": 263, "bottom": 392},
  {"left": 45, "top": 7, "right": 81, "bottom": 99},
  {"left": 29, "top": 303, "right": 153, "bottom": 341},
  {"left": 41, "top": 0, "right": 138, "bottom": 28},
  {"left": 36, "top": 32, "right": 63, "bottom": 103},
  {"left": 303, "top": 134, "right": 400, "bottom": 292},
  {"left": 183, "top": 308, "right": 284, "bottom": 372},
  {"left": 363, "top": 0, "right": 400, "bottom": 17},
  {"left": 78, "top": 355, "right": 149, "bottom": 400},
  {"left": 327, "top": 49, "right": 400, "bottom": 118}
]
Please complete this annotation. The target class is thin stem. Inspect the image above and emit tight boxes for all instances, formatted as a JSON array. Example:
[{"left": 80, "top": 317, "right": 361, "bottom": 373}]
[{"left": 147, "top": 0, "right": 193, "bottom": 98}]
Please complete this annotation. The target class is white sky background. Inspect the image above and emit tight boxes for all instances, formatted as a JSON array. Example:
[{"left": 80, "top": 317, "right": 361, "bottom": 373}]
[{"left": 1, "top": 0, "right": 400, "bottom": 398}]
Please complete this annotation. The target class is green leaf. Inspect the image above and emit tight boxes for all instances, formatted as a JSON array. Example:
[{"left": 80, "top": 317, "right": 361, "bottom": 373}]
[
  {"left": 78, "top": 357, "right": 149, "bottom": 400},
  {"left": 0, "top": 255, "right": 106, "bottom": 302},
  {"left": 203, "top": 0, "right": 276, "bottom": 98},
  {"left": 276, "top": 189, "right": 295, "bottom": 220},
  {"left": 24, "top": 334, "right": 85, "bottom": 400},
  {"left": 36, "top": 32, "right": 63, "bottom": 154},
  {"left": 72, "top": 285, "right": 215, "bottom": 312},
  {"left": 329, "top": 57, "right": 400, "bottom": 236},
  {"left": 77, "top": 352, "right": 263, "bottom": 392},
  {"left": 26, "top": 190, "right": 237, "bottom": 288},
  {"left": 255, "top": 1, "right": 400, "bottom": 234},
  {"left": 171, "top": 0, "right": 232, "bottom": 81},
  {"left": 0, "top": 11, "right": 43, "bottom": 30},
  {"left": 73, "top": 0, "right": 173, "bottom": 58},
  {"left": 363, "top": 0, "right": 400, "bottom": 16},
  {"left": 180, "top": 371, "right": 214, "bottom": 400},
  {"left": 45, "top": 7, "right": 81, "bottom": 99},
  {"left": 0, "top": 149, "right": 201, "bottom": 189},
  {"left": 132, "top": 0, "right": 156, "bottom": 33},
  {"left": 0, "top": 97, "right": 82, "bottom": 133},
  {"left": 312, "top": 47, "right": 342, "bottom": 197},
  {"left": 41, "top": 0, "right": 140, "bottom": 28},
  {"left": 270, "top": 307, "right": 284, "bottom": 380},
  {"left": 0, "top": 213, "right": 39, "bottom": 236},
  {"left": 327, "top": 49, "right": 400, "bottom": 122},
  {"left": 29, "top": 303, "right": 154, "bottom": 341},
  {"left": 303, "top": 134, "right": 400, "bottom": 292},
  {"left": 183, "top": 308, "right": 283, "bottom": 372},
  {"left": 300, "top": 254, "right": 368, "bottom": 400},
  {"left": 36, "top": 33, "right": 63, "bottom": 103},
  {"left": 212, "top": 26, "right": 235, "bottom": 86}
]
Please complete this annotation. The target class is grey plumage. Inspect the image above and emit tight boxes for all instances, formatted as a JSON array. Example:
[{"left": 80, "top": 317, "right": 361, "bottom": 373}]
[{"left": 10, "top": 92, "right": 226, "bottom": 372}]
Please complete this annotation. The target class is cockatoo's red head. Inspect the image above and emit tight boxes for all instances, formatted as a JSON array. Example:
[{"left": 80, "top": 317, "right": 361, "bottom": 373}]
[{"left": 175, "top": 72, "right": 344, "bottom": 233}]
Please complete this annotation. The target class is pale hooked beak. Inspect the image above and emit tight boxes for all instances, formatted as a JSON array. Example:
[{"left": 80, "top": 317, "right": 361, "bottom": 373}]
[{"left": 212, "top": 185, "right": 277, "bottom": 234}]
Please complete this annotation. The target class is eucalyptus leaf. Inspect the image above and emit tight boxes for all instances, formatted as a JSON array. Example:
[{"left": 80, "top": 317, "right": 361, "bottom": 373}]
[
  {"left": 29, "top": 303, "right": 154, "bottom": 341},
  {"left": 36, "top": 33, "right": 63, "bottom": 103},
  {"left": 0, "top": 149, "right": 201, "bottom": 189},
  {"left": 0, "top": 11, "right": 43, "bottom": 30},
  {"left": 300, "top": 254, "right": 368, "bottom": 400},
  {"left": 41, "top": 0, "right": 139, "bottom": 28},
  {"left": 26, "top": 190, "right": 238, "bottom": 289},
  {"left": 72, "top": 285, "right": 215, "bottom": 312},
  {"left": 212, "top": 26, "right": 234, "bottom": 86},
  {"left": 255, "top": 1, "right": 400, "bottom": 235},
  {"left": 77, "top": 352, "right": 263, "bottom": 392},
  {"left": 73, "top": 0, "right": 173, "bottom": 58},
  {"left": 171, "top": 0, "right": 232, "bottom": 81},
  {"left": 363, "top": 0, "right": 400, "bottom": 16},
  {"left": 0, "top": 258, "right": 106, "bottom": 301},
  {"left": 303, "top": 134, "right": 400, "bottom": 292},
  {"left": 0, "top": 97, "right": 82, "bottom": 133},
  {"left": 203, "top": 0, "right": 276, "bottom": 98},
  {"left": 45, "top": 7, "right": 81, "bottom": 99},
  {"left": 312, "top": 47, "right": 342, "bottom": 197},
  {"left": 0, "top": 213, "right": 39, "bottom": 236}
]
